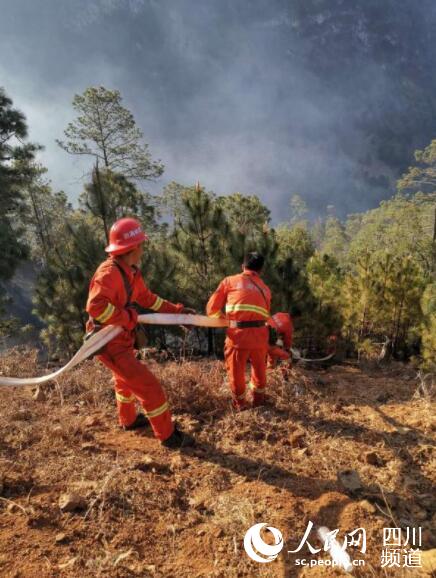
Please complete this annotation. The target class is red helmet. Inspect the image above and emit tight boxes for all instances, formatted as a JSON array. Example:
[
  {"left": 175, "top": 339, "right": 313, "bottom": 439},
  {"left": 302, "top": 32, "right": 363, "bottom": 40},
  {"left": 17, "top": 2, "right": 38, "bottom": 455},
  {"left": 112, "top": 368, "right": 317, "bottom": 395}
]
[{"left": 105, "top": 217, "right": 149, "bottom": 255}]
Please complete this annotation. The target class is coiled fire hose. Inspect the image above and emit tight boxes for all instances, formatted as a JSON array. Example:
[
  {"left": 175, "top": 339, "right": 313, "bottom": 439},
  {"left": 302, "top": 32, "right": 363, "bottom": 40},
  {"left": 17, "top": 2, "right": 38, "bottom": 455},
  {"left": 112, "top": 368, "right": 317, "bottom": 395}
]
[{"left": 0, "top": 314, "right": 333, "bottom": 386}]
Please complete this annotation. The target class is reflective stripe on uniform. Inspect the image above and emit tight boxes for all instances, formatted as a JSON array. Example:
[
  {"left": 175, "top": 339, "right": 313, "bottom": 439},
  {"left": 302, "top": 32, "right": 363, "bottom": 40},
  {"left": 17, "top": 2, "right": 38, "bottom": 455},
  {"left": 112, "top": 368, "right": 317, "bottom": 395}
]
[
  {"left": 249, "top": 382, "right": 266, "bottom": 393},
  {"left": 145, "top": 401, "right": 169, "bottom": 419},
  {"left": 116, "top": 391, "right": 135, "bottom": 403},
  {"left": 225, "top": 304, "right": 269, "bottom": 318},
  {"left": 150, "top": 296, "right": 164, "bottom": 311},
  {"left": 95, "top": 302, "right": 115, "bottom": 323}
]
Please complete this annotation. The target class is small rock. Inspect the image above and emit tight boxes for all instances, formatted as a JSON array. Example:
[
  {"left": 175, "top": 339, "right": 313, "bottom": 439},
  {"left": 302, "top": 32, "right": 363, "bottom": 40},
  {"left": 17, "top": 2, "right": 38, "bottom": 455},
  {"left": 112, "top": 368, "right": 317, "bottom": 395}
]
[
  {"left": 58, "top": 557, "right": 77, "bottom": 570},
  {"left": 418, "top": 494, "right": 434, "bottom": 510},
  {"left": 359, "top": 500, "right": 376, "bottom": 514},
  {"left": 58, "top": 492, "right": 87, "bottom": 512},
  {"left": 338, "top": 469, "right": 362, "bottom": 492},
  {"left": 213, "top": 527, "right": 224, "bottom": 538},
  {"left": 409, "top": 504, "right": 428, "bottom": 522},
  {"left": 80, "top": 442, "right": 99, "bottom": 453},
  {"left": 133, "top": 456, "right": 161, "bottom": 472},
  {"left": 365, "top": 451, "right": 386, "bottom": 467},
  {"left": 83, "top": 415, "right": 101, "bottom": 428},
  {"left": 290, "top": 430, "right": 306, "bottom": 448},
  {"left": 14, "top": 409, "right": 32, "bottom": 421},
  {"left": 55, "top": 532, "right": 67, "bottom": 543},
  {"left": 70, "top": 480, "right": 98, "bottom": 496},
  {"left": 189, "top": 496, "right": 206, "bottom": 510},
  {"left": 33, "top": 387, "right": 46, "bottom": 402},
  {"left": 197, "top": 528, "right": 206, "bottom": 536},
  {"left": 170, "top": 455, "right": 185, "bottom": 470}
]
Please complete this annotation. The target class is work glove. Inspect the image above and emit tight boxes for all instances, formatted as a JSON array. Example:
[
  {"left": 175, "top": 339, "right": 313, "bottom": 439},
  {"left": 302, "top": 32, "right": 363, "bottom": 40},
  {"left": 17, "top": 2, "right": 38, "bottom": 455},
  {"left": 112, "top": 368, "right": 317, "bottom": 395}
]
[{"left": 123, "top": 307, "right": 138, "bottom": 331}]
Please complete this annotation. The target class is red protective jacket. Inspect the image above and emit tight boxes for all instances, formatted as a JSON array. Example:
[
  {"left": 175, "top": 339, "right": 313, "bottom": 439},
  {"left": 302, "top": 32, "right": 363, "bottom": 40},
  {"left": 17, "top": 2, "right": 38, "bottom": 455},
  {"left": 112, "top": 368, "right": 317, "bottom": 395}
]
[
  {"left": 86, "top": 257, "right": 183, "bottom": 349},
  {"left": 269, "top": 312, "right": 293, "bottom": 350},
  {"left": 206, "top": 269, "right": 271, "bottom": 349}
]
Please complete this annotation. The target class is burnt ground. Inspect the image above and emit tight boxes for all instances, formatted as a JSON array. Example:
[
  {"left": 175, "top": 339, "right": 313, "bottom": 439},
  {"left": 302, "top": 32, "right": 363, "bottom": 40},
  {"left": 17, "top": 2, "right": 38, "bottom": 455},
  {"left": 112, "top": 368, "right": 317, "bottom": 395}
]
[{"left": 0, "top": 349, "right": 434, "bottom": 577}]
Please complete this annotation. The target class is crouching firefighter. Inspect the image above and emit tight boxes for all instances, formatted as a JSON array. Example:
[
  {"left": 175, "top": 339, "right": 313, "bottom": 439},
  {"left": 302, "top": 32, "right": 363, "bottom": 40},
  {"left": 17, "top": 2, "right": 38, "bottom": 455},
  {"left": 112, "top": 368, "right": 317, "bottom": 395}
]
[
  {"left": 267, "top": 311, "right": 295, "bottom": 379},
  {"left": 86, "top": 217, "right": 195, "bottom": 449},
  {"left": 206, "top": 252, "right": 271, "bottom": 410}
]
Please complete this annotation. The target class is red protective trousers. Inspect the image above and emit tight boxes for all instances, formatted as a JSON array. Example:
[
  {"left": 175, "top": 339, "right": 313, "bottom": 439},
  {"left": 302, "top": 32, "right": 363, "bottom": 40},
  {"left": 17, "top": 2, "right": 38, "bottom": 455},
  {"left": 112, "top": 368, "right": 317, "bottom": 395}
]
[
  {"left": 224, "top": 344, "right": 267, "bottom": 407},
  {"left": 98, "top": 342, "right": 173, "bottom": 440}
]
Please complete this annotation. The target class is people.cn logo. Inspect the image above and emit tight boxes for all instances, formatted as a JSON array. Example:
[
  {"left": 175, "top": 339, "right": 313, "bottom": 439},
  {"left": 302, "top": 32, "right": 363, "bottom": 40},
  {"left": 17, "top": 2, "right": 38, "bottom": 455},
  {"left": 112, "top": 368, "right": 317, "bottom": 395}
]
[{"left": 244, "top": 523, "right": 284, "bottom": 563}]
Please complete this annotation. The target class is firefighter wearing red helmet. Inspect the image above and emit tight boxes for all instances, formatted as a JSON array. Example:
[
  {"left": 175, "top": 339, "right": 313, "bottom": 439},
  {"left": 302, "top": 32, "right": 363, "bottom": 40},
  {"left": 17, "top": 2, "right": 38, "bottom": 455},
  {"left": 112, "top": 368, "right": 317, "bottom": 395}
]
[{"left": 86, "top": 217, "right": 195, "bottom": 449}]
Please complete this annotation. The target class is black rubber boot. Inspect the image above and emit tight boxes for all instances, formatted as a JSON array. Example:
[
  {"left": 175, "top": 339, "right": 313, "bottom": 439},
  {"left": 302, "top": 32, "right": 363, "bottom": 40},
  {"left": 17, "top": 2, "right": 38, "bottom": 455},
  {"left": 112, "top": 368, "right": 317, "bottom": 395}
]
[
  {"left": 161, "top": 426, "right": 195, "bottom": 449},
  {"left": 122, "top": 413, "right": 150, "bottom": 431}
]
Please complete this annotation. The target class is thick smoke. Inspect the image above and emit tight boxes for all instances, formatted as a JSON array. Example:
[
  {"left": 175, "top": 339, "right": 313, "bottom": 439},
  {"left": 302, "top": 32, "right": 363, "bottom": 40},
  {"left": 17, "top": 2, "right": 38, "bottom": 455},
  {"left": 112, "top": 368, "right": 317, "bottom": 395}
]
[{"left": 1, "top": 0, "right": 435, "bottom": 220}]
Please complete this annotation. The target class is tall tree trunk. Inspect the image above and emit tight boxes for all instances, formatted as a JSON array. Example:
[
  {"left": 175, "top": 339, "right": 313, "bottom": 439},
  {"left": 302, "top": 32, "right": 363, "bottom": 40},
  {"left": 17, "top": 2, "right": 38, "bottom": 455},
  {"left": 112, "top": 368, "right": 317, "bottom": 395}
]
[{"left": 94, "top": 160, "right": 109, "bottom": 243}]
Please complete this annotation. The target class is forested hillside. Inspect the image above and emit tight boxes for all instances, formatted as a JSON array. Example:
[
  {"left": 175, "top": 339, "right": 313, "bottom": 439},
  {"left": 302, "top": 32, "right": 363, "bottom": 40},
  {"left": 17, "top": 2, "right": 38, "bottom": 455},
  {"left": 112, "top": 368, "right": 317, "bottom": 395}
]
[{"left": 0, "top": 85, "right": 434, "bottom": 368}]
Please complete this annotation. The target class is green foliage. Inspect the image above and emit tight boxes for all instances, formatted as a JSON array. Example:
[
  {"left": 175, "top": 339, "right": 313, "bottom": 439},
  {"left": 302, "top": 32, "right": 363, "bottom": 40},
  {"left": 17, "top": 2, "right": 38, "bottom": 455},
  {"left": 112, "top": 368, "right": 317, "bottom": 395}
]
[
  {"left": 216, "top": 194, "right": 278, "bottom": 284},
  {"left": 397, "top": 139, "right": 436, "bottom": 195},
  {"left": 346, "top": 192, "right": 435, "bottom": 276},
  {"left": 80, "top": 165, "right": 159, "bottom": 242},
  {"left": 216, "top": 193, "right": 270, "bottom": 236},
  {"left": 33, "top": 211, "right": 106, "bottom": 354},
  {"left": 342, "top": 252, "right": 425, "bottom": 353},
  {"left": 23, "top": 165, "right": 71, "bottom": 264},
  {"left": 0, "top": 88, "right": 39, "bottom": 286},
  {"left": 57, "top": 86, "right": 164, "bottom": 180},
  {"left": 4, "top": 81, "right": 434, "bottom": 369},
  {"left": 305, "top": 252, "right": 344, "bottom": 339},
  {"left": 171, "top": 185, "right": 230, "bottom": 308},
  {"left": 420, "top": 283, "right": 436, "bottom": 371},
  {"left": 289, "top": 194, "right": 308, "bottom": 226},
  {"left": 320, "top": 216, "right": 347, "bottom": 260}
]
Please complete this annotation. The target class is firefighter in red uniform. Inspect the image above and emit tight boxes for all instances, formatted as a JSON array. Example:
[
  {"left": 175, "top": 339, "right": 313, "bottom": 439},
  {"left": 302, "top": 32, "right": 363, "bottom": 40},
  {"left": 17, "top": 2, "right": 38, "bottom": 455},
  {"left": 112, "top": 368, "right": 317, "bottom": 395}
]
[
  {"left": 206, "top": 252, "right": 271, "bottom": 409},
  {"left": 86, "top": 217, "right": 194, "bottom": 449},
  {"left": 268, "top": 312, "right": 294, "bottom": 366},
  {"left": 267, "top": 312, "right": 294, "bottom": 379}
]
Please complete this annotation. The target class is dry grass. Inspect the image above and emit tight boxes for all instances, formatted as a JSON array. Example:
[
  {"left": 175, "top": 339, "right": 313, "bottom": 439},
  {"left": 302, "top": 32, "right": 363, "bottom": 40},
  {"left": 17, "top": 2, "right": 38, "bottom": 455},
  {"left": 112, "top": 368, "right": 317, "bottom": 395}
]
[{"left": 0, "top": 348, "right": 434, "bottom": 577}]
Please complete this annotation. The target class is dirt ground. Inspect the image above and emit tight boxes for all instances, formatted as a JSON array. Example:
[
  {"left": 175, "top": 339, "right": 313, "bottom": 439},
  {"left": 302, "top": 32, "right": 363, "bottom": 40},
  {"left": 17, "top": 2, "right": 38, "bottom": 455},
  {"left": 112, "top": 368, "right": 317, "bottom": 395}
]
[{"left": 0, "top": 349, "right": 434, "bottom": 577}]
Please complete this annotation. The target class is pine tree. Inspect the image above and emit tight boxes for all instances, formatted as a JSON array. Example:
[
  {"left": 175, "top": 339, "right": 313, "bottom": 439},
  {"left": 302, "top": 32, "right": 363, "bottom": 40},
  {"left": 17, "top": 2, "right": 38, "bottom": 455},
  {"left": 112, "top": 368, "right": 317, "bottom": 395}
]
[
  {"left": 0, "top": 88, "right": 39, "bottom": 286},
  {"left": 170, "top": 184, "right": 231, "bottom": 354},
  {"left": 57, "top": 86, "right": 164, "bottom": 180},
  {"left": 171, "top": 184, "right": 230, "bottom": 308},
  {"left": 420, "top": 283, "right": 436, "bottom": 371},
  {"left": 80, "top": 164, "right": 160, "bottom": 243},
  {"left": 32, "top": 212, "right": 105, "bottom": 355}
]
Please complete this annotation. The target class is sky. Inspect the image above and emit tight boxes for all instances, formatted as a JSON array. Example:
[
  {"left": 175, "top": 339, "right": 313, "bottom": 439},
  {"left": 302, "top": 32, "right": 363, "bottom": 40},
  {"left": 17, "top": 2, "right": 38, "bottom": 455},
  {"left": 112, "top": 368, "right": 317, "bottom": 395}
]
[{"left": 1, "top": 0, "right": 435, "bottom": 222}]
